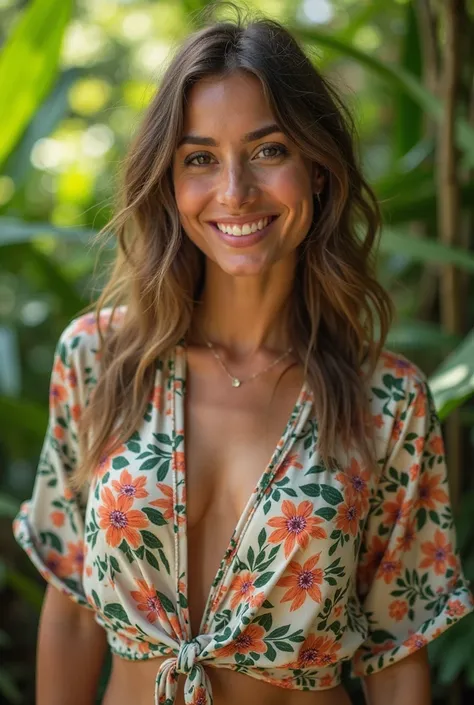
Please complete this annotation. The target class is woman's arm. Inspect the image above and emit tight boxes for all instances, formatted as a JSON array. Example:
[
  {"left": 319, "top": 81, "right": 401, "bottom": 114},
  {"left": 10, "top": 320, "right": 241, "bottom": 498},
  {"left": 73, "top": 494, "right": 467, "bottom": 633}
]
[
  {"left": 362, "top": 647, "right": 431, "bottom": 705},
  {"left": 37, "top": 584, "right": 108, "bottom": 705}
]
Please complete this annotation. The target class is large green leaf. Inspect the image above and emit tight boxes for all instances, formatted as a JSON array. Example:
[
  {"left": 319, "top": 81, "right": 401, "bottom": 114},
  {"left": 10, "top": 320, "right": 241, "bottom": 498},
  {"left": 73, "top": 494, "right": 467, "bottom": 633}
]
[
  {"left": 395, "top": 2, "right": 423, "bottom": 159},
  {"left": 0, "top": 0, "right": 73, "bottom": 169},
  {"left": 1, "top": 68, "right": 82, "bottom": 193},
  {"left": 429, "top": 329, "right": 474, "bottom": 419},
  {"left": 380, "top": 227, "right": 474, "bottom": 273},
  {"left": 0, "top": 218, "right": 96, "bottom": 246},
  {"left": 292, "top": 25, "right": 474, "bottom": 166}
]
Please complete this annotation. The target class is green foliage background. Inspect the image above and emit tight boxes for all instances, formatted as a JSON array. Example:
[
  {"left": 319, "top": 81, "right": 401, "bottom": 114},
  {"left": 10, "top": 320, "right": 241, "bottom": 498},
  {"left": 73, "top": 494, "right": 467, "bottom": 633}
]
[{"left": 0, "top": 0, "right": 473, "bottom": 703}]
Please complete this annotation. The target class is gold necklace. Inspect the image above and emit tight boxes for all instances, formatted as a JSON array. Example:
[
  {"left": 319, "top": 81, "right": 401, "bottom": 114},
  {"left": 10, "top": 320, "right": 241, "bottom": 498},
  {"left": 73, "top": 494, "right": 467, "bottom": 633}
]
[{"left": 205, "top": 339, "right": 293, "bottom": 388}]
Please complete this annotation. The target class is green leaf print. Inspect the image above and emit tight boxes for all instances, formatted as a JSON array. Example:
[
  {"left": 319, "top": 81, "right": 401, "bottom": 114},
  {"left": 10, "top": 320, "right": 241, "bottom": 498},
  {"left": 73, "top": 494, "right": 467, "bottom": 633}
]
[
  {"left": 257, "top": 528, "right": 267, "bottom": 550},
  {"left": 127, "top": 441, "right": 141, "bottom": 453},
  {"left": 268, "top": 625, "right": 290, "bottom": 639},
  {"left": 157, "top": 460, "right": 170, "bottom": 482},
  {"left": 253, "top": 571, "right": 274, "bottom": 588},
  {"left": 320, "top": 485, "right": 344, "bottom": 505},
  {"left": 40, "top": 530, "right": 63, "bottom": 553},
  {"left": 104, "top": 603, "right": 131, "bottom": 625},
  {"left": 139, "top": 457, "right": 160, "bottom": 471},
  {"left": 141, "top": 530, "right": 163, "bottom": 549},
  {"left": 112, "top": 456, "right": 129, "bottom": 470},
  {"left": 300, "top": 483, "right": 320, "bottom": 497},
  {"left": 145, "top": 549, "right": 160, "bottom": 571},
  {"left": 157, "top": 591, "right": 175, "bottom": 613},
  {"left": 315, "top": 507, "right": 336, "bottom": 520},
  {"left": 143, "top": 507, "right": 168, "bottom": 525},
  {"left": 274, "top": 641, "right": 294, "bottom": 652},
  {"left": 265, "top": 643, "right": 277, "bottom": 662},
  {"left": 153, "top": 433, "right": 173, "bottom": 446},
  {"left": 159, "top": 548, "right": 171, "bottom": 574},
  {"left": 91, "top": 590, "right": 101, "bottom": 609},
  {"left": 247, "top": 546, "right": 255, "bottom": 569}
]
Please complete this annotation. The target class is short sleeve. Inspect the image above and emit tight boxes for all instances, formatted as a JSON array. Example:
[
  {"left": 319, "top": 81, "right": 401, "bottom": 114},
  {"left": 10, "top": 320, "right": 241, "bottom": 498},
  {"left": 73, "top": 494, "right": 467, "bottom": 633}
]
[
  {"left": 352, "top": 373, "right": 474, "bottom": 677},
  {"left": 13, "top": 320, "right": 93, "bottom": 609}
]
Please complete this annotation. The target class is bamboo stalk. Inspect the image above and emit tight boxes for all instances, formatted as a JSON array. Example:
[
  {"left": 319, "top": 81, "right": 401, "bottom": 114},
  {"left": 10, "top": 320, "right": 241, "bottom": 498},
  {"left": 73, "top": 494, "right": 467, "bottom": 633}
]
[{"left": 436, "top": 4, "right": 465, "bottom": 705}]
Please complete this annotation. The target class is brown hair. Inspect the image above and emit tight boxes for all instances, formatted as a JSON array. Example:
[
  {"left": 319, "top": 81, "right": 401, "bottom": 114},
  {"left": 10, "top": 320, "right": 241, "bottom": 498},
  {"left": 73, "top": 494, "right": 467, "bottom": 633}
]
[{"left": 72, "top": 3, "right": 393, "bottom": 488}]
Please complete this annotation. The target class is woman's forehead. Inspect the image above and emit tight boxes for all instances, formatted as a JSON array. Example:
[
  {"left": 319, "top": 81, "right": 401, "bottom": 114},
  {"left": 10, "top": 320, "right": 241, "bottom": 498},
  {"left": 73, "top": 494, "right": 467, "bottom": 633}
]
[{"left": 181, "top": 73, "right": 275, "bottom": 135}]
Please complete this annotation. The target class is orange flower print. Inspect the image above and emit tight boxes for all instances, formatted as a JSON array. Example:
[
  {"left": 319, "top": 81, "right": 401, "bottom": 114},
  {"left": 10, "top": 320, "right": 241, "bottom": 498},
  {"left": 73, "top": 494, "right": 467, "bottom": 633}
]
[
  {"left": 388, "top": 599, "right": 408, "bottom": 621},
  {"left": 319, "top": 674, "right": 335, "bottom": 688},
  {"left": 335, "top": 500, "right": 361, "bottom": 536},
  {"left": 272, "top": 453, "right": 303, "bottom": 484},
  {"left": 420, "top": 529, "right": 457, "bottom": 576},
  {"left": 215, "top": 623, "right": 266, "bottom": 658},
  {"left": 71, "top": 312, "right": 99, "bottom": 336},
  {"left": 98, "top": 487, "right": 148, "bottom": 548},
  {"left": 290, "top": 634, "right": 341, "bottom": 669},
  {"left": 382, "top": 488, "right": 412, "bottom": 526},
  {"left": 403, "top": 633, "right": 427, "bottom": 654},
  {"left": 372, "top": 414, "right": 384, "bottom": 429},
  {"left": 335, "top": 458, "right": 370, "bottom": 512},
  {"left": 54, "top": 425, "right": 65, "bottom": 441},
  {"left": 446, "top": 599, "right": 466, "bottom": 618},
  {"left": 111, "top": 470, "right": 149, "bottom": 500},
  {"left": 376, "top": 550, "right": 402, "bottom": 584},
  {"left": 384, "top": 353, "right": 415, "bottom": 378},
  {"left": 61, "top": 540, "right": 85, "bottom": 576},
  {"left": 396, "top": 520, "right": 416, "bottom": 552},
  {"left": 414, "top": 437, "right": 424, "bottom": 453},
  {"left": 416, "top": 473, "right": 449, "bottom": 511},
  {"left": 228, "top": 571, "right": 258, "bottom": 610},
  {"left": 149, "top": 384, "right": 163, "bottom": 411},
  {"left": 430, "top": 435, "right": 445, "bottom": 456},
  {"left": 71, "top": 404, "right": 81, "bottom": 422},
  {"left": 150, "top": 483, "right": 184, "bottom": 524},
  {"left": 50, "top": 510, "right": 65, "bottom": 528},
  {"left": 409, "top": 463, "right": 420, "bottom": 482},
  {"left": 390, "top": 416, "right": 403, "bottom": 442},
  {"left": 130, "top": 579, "right": 166, "bottom": 623},
  {"left": 96, "top": 443, "right": 128, "bottom": 478},
  {"left": 191, "top": 686, "right": 208, "bottom": 705},
  {"left": 277, "top": 553, "right": 324, "bottom": 611},
  {"left": 175, "top": 451, "right": 185, "bottom": 473},
  {"left": 45, "top": 550, "right": 67, "bottom": 578},
  {"left": 50, "top": 382, "right": 68, "bottom": 409},
  {"left": 267, "top": 500, "right": 327, "bottom": 558}
]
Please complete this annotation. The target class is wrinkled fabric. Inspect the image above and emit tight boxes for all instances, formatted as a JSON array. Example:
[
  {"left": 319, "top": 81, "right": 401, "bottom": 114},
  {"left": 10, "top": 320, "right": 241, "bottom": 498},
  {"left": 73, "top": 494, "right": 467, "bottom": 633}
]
[{"left": 13, "top": 308, "right": 474, "bottom": 703}]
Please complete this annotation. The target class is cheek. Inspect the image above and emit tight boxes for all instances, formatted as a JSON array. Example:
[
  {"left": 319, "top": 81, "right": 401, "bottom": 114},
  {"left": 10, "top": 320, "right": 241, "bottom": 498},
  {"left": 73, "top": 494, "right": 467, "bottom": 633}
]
[
  {"left": 266, "top": 164, "right": 313, "bottom": 207},
  {"left": 174, "top": 177, "right": 211, "bottom": 218}
]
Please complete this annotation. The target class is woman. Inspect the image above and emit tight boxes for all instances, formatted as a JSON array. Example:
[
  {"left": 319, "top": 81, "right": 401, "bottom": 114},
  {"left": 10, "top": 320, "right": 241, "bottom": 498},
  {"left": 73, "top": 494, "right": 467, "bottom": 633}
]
[{"left": 14, "top": 8, "right": 473, "bottom": 705}]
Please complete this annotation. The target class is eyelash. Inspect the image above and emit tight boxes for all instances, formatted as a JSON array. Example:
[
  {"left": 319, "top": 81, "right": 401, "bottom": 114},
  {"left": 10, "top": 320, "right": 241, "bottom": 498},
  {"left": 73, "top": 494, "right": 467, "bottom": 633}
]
[{"left": 183, "top": 143, "right": 288, "bottom": 167}]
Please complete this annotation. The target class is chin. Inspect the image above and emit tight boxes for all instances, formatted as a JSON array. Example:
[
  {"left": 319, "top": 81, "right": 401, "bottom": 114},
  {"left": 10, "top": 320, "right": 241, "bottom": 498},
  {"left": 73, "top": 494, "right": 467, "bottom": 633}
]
[{"left": 214, "top": 252, "right": 277, "bottom": 277}]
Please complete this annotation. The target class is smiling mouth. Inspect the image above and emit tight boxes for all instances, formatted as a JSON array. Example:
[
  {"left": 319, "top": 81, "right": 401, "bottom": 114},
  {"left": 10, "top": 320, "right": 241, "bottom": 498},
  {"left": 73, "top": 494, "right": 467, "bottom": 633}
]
[{"left": 211, "top": 215, "right": 279, "bottom": 237}]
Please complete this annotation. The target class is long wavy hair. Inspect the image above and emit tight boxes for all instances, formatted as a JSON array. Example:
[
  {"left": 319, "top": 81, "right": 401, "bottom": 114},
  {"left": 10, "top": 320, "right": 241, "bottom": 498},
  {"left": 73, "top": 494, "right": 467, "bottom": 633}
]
[{"left": 72, "top": 4, "right": 394, "bottom": 489}]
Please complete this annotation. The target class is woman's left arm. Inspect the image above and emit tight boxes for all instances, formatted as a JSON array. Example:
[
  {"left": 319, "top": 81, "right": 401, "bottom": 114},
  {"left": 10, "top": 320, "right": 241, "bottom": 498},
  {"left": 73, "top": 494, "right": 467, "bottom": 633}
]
[{"left": 362, "top": 647, "right": 431, "bottom": 705}]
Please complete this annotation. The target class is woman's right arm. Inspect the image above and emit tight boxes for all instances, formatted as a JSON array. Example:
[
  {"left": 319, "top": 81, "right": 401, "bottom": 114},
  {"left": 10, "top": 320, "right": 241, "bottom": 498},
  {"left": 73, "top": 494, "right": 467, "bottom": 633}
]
[{"left": 37, "top": 585, "right": 108, "bottom": 705}]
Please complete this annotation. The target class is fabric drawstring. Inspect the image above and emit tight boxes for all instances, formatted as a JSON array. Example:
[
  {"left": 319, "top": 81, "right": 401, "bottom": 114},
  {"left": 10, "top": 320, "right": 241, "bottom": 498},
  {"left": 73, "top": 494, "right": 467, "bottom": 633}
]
[{"left": 155, "top": 639, "right": 213, "bottom": 705}]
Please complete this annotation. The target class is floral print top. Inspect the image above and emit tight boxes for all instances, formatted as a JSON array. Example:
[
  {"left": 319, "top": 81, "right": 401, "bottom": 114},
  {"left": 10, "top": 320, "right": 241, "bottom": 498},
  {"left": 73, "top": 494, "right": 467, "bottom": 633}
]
[{"left": 13, "top": 308, "right": 474, "bottom": 705}]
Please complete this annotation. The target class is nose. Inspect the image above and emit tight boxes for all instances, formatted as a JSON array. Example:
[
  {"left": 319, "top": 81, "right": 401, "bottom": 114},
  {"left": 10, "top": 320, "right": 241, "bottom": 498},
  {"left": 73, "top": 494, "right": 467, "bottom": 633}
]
[{"left": 216, "top": 162, "right": 257, "bottom": 210}]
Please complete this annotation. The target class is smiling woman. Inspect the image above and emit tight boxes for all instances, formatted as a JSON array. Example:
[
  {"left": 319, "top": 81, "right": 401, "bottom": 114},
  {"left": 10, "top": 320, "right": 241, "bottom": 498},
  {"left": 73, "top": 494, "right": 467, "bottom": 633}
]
[{"left": 12, "top": 4, "right": 473, "bottom": 705}]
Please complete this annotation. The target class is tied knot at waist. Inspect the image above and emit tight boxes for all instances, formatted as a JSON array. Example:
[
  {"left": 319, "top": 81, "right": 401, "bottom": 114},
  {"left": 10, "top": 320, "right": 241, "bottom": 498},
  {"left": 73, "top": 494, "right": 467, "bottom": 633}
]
[
  {"left": 154, "top": 636, "right": 213, "bottom": 705},
  {"left": 175, "top": 639, "right": 202, "bottom": 675}
]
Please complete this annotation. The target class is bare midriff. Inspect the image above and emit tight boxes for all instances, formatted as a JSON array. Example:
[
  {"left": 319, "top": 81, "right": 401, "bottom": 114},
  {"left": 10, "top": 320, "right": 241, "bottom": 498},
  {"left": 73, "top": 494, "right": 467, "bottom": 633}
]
[{"left": 102, "top": 653, "right": 354, "bottom": 705}]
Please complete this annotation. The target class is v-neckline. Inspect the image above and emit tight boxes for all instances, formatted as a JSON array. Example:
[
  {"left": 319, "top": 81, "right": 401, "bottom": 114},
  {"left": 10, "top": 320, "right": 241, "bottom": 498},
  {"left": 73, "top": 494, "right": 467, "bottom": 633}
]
[{"left": 170, "top": 339, "right": 313, "bottom": 639}]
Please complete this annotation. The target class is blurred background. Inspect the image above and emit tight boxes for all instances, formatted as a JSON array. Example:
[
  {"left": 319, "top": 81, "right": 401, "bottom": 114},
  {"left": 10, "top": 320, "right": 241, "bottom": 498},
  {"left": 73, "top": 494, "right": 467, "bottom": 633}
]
[{"left": 0, "top": 0, "right": 473, "bottom": 703}]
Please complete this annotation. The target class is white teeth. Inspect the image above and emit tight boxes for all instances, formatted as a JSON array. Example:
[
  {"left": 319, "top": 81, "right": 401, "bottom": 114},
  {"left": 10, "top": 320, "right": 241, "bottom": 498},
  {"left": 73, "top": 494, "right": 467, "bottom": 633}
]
[{"left": 216, "top": 216, "right": 273, "bottom": 236}]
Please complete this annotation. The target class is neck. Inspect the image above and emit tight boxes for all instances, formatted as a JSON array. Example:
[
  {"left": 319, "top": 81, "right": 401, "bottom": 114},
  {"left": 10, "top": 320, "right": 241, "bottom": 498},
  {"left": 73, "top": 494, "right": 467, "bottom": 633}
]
[{"left": 188, "top": 257, "right": 296, "bottom": 358}]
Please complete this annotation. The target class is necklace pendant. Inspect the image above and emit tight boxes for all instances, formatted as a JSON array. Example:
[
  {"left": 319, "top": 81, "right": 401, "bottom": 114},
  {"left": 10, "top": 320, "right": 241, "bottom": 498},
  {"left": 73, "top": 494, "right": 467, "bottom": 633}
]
[{"left": 232, "top": 377, "right": 241, "bottom": 388}]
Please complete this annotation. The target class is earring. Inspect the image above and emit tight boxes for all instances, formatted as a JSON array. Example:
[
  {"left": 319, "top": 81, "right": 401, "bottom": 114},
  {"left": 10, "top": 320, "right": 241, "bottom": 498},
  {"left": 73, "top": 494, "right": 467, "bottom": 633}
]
[{"left": 315, "top": 190, "right": 322, "bottom": 210}]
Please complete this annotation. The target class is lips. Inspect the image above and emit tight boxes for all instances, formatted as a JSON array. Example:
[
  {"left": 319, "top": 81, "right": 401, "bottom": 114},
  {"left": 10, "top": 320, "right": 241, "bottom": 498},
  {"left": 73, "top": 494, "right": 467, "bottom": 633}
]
[{"left": 208, "top": 215, "right": 279, "bottom": 248}]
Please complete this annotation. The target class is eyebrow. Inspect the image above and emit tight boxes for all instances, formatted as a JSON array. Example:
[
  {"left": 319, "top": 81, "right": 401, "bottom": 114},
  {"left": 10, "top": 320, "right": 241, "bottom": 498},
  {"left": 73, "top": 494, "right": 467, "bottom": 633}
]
[{"left": 177, "top": 123, "right": 283, "bottom": 148}]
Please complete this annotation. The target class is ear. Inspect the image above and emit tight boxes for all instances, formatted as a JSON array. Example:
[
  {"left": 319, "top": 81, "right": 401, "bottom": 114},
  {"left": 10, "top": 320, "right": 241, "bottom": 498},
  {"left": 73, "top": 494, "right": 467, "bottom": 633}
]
[{"left": 312, "top": 164, "right": 326, "bottom": 194}]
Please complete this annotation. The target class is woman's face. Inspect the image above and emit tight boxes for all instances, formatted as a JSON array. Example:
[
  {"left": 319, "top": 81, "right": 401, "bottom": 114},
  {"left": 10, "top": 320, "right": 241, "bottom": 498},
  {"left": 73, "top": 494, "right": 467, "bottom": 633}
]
[{"left": 172, "top": 71, "right": 323, "bottom": 277}]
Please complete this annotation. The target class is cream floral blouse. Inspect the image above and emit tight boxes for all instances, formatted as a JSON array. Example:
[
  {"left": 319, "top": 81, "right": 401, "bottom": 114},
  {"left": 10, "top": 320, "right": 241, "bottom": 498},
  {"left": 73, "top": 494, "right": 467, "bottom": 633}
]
[{"left": 13, "top": 308, "right": 474, "bottom": 705}]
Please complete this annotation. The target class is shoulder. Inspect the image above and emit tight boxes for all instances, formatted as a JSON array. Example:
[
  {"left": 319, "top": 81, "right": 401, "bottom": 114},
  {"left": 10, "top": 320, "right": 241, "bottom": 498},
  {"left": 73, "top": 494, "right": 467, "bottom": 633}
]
[
  {"left": 56, "top": 305, "right": 127, "bottom": 372},
  {"left": 365, "top": 347, "right": 429, "bottom": 399}
]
